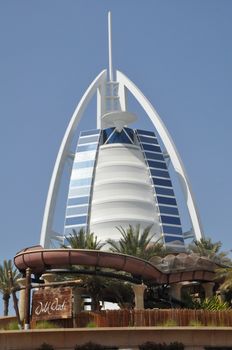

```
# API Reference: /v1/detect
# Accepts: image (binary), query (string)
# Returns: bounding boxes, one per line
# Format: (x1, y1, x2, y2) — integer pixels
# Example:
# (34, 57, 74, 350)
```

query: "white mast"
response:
(108, 11, 114, 82)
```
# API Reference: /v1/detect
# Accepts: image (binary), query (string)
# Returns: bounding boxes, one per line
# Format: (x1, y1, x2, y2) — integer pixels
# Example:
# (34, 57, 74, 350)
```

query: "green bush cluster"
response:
(74, 342, 117, 350)
(139, 342, 184, 350)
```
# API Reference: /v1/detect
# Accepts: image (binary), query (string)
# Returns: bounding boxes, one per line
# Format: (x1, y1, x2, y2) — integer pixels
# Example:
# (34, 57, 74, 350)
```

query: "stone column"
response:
(17, 277, 26, 322)
(202, 282, 215, 298)
(169, 283, 183, 301)
(132, 284, 147, 309)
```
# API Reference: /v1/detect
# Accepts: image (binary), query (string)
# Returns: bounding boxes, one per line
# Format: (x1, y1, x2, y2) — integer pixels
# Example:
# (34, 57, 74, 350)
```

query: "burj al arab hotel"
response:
(40, 13, 203, 251)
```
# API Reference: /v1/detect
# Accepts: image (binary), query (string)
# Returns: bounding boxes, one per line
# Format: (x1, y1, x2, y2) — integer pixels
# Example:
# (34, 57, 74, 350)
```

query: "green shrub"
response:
(74, 342, 109, 350)
(86, 321, 97, 328)
(188, 320, 203, 327)
(4, 320, 20, 330)
(36, 343, 54, 350)
(35, 321, 60, 329)
(158, 319, 178, 327)
(139, 342, 184, 350)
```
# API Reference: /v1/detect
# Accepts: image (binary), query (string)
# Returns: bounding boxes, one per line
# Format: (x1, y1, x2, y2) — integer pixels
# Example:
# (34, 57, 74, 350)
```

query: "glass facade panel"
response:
(66, 205, 88, 216)
(67, 196, 89, 206)
(136, 129, 156, 137)
(144, 152, 164, 161)
(155, 187, 175, 196)
(73, 160, 95, 169)
(124, 128, 135, 141)
(164, 235, 184, 244)
(148, 160, 167, 169)
(78, 135, 99, 144)
(103, 128, 133, 144)
(65, 215, 87, 226)
(70, 178, 92, 188)
(150, 169, 170, 178)
(163, 225, 182, 234)
(159, 205, 179, 215)
(142, 144, 161, 153)
(152, 178, 172, 187)
(161, 215, 181, 225)
(69, 186, 91, 197)
(139, 136, 158, 144)
(76, 144, 98, 153)
(157, 196, 177, 205)
(80, 129, 100, 137)
(64, 225, 85, 235)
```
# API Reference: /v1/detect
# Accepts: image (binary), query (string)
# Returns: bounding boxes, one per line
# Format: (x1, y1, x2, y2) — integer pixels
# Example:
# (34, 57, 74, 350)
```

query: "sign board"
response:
(31, 287, 72, 320)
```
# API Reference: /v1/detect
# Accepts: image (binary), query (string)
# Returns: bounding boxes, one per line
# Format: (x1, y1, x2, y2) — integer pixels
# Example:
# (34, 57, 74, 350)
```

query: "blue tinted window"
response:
(153, 178, 172, 187)
(80, 130, 100, 137)
(103, 128, 133, 144)
(142, 144, 161, 153)
(164, 235, 184, 244)
(136, 129, 156, 137)
(161, 215, 181, 225)
(148, 160, 167, 169)
(155, 187, 174, 196)
(145, 152, 164, 161)
(139, 136, 158, 145)
(163, 225, 182, 234)
(65, 215, 87, 226)
(69, 186, 91, 197)
(66, 205, 88, 216)
(68, 196, 89, 206)
(77, 144, 97, 153)
(78, 135, 99, 144)
(124, 128, 134, 141)
(70, 178, 92, 187)
(64, 225, 86, 235)
(73, 160, 95, 169)
(159, 206, 179, 215)
(150, 169, 170, 178)
(157, 196, 177, 205)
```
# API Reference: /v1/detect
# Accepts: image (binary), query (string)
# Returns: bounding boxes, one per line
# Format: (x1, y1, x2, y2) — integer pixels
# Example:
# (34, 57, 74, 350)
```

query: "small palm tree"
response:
(107, 224, 165, 260)
(188, 238, 231, 265)
(0, 260, 20, 316)
(62, 228, 105, 250)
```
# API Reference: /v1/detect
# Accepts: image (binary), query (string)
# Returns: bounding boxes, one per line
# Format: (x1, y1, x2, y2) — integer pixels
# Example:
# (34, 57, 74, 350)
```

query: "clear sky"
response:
(0, 0, 232, 315)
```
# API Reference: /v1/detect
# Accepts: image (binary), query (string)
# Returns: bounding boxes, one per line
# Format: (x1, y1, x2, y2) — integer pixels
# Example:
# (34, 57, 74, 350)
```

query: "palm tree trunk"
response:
(3, 294, 10, 316)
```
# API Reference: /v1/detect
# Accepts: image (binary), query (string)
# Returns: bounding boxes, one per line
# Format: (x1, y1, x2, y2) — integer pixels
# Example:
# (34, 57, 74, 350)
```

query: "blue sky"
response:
(0, 0, 232, 315)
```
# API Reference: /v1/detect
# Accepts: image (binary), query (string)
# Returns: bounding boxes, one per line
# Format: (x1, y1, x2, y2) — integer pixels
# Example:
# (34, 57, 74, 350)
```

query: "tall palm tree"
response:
(188, 238, 231, 265)
(0, 260, 20, 316)
(107, 224, 165, 260)
(61, 228, 105, 250)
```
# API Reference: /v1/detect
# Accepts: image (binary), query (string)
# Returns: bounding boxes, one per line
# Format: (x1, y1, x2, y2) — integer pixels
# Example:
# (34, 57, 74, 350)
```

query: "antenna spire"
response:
(108, 11, 114, 81)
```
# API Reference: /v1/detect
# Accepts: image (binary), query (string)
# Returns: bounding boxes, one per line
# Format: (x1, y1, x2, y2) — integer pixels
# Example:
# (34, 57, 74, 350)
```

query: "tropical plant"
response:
(188, 238, 231, 265)
(107, 224, 165, 260)
(216, 267, 232, 291)
(0, 259, 21, 316)
(61, 228, 105, 250)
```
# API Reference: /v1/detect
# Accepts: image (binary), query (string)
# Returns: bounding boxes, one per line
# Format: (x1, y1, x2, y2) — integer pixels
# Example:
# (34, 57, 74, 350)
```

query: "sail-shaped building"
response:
(40, 13, 203, 251)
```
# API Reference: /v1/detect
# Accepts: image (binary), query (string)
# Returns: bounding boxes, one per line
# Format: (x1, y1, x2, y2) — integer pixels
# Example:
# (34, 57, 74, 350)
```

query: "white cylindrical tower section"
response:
(89, 143, 161, 241)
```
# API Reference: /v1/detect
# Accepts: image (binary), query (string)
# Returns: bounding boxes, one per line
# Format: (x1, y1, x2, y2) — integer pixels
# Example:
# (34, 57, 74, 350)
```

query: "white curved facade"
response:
(89, 143, 160, 241)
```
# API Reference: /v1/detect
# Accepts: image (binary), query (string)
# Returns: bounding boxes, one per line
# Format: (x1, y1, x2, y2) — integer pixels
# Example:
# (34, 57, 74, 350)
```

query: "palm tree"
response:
(0, 260, 20, 316)
(107, 224, 165, 260)
(188, 238, 231, 265)
(61, 228, 105, 250)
